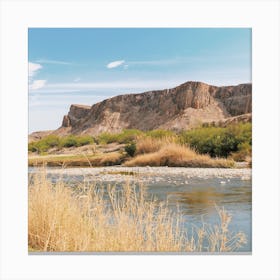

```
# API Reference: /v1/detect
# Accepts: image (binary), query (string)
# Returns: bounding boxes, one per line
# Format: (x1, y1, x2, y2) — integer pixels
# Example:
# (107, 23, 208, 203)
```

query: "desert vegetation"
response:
(179, 123, 252, 159)
(28, 171, 247, 252)
(125, 143, 234, 168)
(28, 123, 252, 167)
(28, 134, 94, 153)
(28, 152, 124, 167)
(97, 129, 143, 144)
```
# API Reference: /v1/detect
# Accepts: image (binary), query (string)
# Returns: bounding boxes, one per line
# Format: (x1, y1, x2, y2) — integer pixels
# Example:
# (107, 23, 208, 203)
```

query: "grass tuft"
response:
(125, 143, 234, 168)
(28, 171, 246, 252)
(135, 136, 176, 155)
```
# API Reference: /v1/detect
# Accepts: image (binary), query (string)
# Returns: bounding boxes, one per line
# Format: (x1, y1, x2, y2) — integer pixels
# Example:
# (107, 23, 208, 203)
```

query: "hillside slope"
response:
(56, 81, 251, 135)
(29, 81, 252, 140)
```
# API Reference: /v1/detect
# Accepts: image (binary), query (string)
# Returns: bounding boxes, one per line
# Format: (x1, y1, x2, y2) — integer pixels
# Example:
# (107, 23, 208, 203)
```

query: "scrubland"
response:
(28, 123, 251, 168)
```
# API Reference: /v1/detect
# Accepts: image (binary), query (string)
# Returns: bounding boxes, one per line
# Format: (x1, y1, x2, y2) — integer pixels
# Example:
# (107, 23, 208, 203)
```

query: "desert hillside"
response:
(29, 81, 252, 140)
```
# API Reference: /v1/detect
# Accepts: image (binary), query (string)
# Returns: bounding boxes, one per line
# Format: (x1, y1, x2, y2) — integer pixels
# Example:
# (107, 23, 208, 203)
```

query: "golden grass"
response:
(125, 143, 234, 168)
(135, 136, 176, 155)
(28, 171, 246, 252)
(29, 136, 234, 168)
(28, 152, 124, 167)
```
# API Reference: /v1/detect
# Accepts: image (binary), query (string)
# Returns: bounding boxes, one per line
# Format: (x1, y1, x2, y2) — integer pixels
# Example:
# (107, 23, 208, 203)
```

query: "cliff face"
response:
(62, 104, 91, 127)
(56, 81, 252, 135)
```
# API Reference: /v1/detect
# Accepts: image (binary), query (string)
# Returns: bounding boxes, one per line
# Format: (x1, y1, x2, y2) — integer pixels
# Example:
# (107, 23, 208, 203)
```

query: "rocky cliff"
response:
(56, 81, 252, 135)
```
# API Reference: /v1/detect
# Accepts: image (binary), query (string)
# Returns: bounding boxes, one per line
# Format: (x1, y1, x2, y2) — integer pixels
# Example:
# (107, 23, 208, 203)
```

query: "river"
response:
(29, 166, 252, 252)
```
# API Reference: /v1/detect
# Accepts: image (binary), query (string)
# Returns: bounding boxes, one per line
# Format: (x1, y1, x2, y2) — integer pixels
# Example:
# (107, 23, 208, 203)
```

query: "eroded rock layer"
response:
(56, 81, 252, 135)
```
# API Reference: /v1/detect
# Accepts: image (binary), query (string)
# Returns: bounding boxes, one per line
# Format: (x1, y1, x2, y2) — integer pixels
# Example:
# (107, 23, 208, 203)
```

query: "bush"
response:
(145, 129, 175, 139)
(116, 129, 143, 144)
(28, 135, 60, 153)
(97, 129, 143, 144)
(60, 136, 78, 148)
(230, 142, 252, 162)
(135, 136, 175, 155)
(96, 129, 176, 145)
(179, 123, 252, 158)
(125, 142, 136, 157)
(125, 143, 235, 168)
(29, 134, 95, 153)
(44, 135, 60, 147)
(28, 142, 39, 153)
(76, 135, 94, 146)
(97, 132, 119, 145)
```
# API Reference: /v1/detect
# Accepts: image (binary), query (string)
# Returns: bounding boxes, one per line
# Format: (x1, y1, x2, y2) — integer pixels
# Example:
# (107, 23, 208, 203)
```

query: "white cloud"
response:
(43, 79, 183, 92)
(35, 59, 72, 65)
(29, 80, 47, 90)
(29, 62, 42, 77)
(107, 60, 125, 69)
(28, 61, 47, 91)
(33, 78, 247, 93)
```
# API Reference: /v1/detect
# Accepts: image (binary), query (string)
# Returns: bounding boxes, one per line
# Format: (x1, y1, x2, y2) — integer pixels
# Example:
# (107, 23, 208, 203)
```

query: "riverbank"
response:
(28, 152, 124, 167)
(29, 166, 252, 183)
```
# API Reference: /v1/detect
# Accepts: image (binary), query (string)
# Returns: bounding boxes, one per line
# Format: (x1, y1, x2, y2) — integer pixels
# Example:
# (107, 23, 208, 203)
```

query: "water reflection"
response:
(146, 179, 251, 215)
(165, 185, 252, 216)
(145, 177, 252, 251)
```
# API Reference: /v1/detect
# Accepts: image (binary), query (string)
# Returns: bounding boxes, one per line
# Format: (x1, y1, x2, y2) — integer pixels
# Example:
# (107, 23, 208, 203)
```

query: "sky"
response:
(28, 28, 251, 132)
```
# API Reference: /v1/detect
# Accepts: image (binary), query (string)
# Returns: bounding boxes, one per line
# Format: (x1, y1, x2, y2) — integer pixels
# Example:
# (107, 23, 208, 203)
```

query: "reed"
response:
(28, 171, 246, 252)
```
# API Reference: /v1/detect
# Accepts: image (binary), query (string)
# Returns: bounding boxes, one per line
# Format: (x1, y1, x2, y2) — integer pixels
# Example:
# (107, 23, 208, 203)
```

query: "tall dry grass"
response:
(29, 152, 124, 167)
(135, 136, 177, 155)
(28, 171, 246, 252)
(125, 143, 234, 168)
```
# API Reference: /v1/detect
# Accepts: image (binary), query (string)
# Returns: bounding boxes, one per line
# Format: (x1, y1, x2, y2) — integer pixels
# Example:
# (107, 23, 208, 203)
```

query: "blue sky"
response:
(29, 28, 251, 132)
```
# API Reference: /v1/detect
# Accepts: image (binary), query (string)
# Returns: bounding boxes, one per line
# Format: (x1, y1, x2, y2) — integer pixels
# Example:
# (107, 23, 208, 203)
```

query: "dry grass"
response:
(28, 152, 124, 167)
(135, 136, 176, 155)
(29, 136, 234, 168)
(28, 171, 246, 252)
(125, 143, 234, 168)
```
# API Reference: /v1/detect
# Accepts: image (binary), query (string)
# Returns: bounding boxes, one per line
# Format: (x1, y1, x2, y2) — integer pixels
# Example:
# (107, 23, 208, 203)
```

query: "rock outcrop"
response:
(62, 104, 91, 127)
(55, 81, 251, 135)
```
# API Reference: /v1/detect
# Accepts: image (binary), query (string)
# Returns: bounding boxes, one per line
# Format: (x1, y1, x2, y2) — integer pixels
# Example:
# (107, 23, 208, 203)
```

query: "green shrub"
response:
(179, 123, 252, 158)
(28, 135, 60, 153)
(28, 142, 38, 152)
(97, 132, 119, 145)
(97, 129, 143, 144)
(76, 135, 94, 146)
(145, 129, 175, 139)
(230, 142, 252, 162)
(116, 129, 143, 143)
(125, 142, 136, 157)
(96, 129, 176, 145)
(60, 136, 78, 148)
(44, 135, 60, 147)
(29, 134, 95, 153)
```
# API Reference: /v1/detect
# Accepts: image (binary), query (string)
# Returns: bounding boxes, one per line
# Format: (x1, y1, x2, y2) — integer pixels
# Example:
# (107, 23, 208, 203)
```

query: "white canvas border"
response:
(0, 0, 279, 279)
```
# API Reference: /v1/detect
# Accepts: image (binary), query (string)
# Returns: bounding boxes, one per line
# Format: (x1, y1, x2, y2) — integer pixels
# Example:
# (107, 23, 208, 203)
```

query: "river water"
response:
(29, 166, 252, 252)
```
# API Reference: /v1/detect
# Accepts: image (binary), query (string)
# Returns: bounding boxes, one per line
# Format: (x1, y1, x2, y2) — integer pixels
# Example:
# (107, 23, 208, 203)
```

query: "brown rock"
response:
(53, 81, 252, 136)
(62, 115, 71, 127)
(62, 104, 91, 127)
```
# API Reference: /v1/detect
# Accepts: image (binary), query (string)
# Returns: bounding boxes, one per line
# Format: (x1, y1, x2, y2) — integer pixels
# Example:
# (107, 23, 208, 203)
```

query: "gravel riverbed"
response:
(30, 166, 252, 183)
